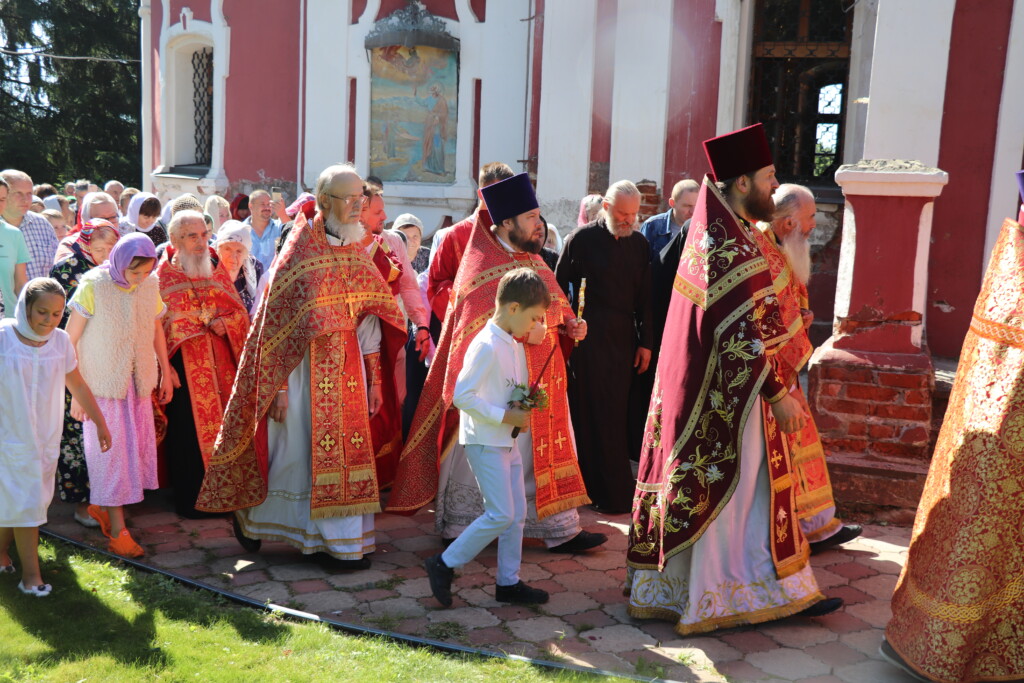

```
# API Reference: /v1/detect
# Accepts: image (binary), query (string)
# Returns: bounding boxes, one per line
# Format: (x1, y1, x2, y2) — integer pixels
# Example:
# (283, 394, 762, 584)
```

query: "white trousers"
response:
(441, 442, 526, 586)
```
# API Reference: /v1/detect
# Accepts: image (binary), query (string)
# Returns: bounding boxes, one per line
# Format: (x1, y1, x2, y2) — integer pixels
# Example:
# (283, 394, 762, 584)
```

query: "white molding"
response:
(535, 1, 597, 218)
(835, 167, 949, 198)
(715, 0, 754, 135)
(139, 1, 153, 192)
(608, 0, 672, 185)
(912, 200, 933, 347)
(861, 0, 955, 167)
(153, 2, 230, 194)
(302, 0, 351, 186)
(843, 0, 877, 164)
(983, 0, 1024, 271)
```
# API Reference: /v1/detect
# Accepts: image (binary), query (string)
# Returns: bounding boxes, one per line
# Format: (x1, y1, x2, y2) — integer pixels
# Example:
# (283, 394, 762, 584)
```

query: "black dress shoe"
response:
(425, 554, 454, 607)
(810, 524, 863, 555)
(232, 514, 262, 553)
(548, 530, 608, 553)
(797, 596, 843, 617)
(332, 557, 371, 571)
(495, 580, 549, 605)
(879, 637, 932, 682)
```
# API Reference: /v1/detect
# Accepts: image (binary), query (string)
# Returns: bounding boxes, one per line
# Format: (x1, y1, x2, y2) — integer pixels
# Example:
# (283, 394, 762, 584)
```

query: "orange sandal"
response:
(108, 528, 144, 558)
(87, 505, 112, 538)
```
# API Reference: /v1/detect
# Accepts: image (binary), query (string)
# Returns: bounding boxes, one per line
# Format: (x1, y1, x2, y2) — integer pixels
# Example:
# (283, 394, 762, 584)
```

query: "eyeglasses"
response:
(95, 214, 119, 223)
(327, 193, 365, 205)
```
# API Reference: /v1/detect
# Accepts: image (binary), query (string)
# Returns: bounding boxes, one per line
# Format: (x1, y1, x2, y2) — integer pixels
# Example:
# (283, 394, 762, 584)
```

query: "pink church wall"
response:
(168, 0, 211, 24)
(221, 0, 301, 188)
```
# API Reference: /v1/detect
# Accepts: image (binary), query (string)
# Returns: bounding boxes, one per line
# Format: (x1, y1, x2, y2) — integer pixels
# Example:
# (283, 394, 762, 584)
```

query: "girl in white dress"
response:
(0, 278, 110, 597)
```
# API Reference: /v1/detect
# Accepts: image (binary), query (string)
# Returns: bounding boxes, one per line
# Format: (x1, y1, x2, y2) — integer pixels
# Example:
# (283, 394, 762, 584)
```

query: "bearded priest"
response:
(195, 164, 406, 569)
(626, 124, 842, 636)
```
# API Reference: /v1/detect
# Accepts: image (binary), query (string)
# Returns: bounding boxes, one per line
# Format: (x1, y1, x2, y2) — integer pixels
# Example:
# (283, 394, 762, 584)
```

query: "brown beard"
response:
(744, 183, 775, 223)
(507, 216, 544, 254)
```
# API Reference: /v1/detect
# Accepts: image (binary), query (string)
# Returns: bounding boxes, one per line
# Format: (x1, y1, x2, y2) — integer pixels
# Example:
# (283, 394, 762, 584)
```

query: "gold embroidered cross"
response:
(770, 449, 783, 468)
(537, 439, 549, 457)
(347, 376, 359, 391)
(554, 432, 567, 449)
(554, 375, 564, 388)
(317, 377, 335, 394)
(350, 432, 365, 448)
(319, 433, 336, 452)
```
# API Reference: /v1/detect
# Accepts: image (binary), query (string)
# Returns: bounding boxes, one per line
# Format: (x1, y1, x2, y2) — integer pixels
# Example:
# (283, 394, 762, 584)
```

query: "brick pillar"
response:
(807, 160, 948, 512)
(636, 179, 662, 223)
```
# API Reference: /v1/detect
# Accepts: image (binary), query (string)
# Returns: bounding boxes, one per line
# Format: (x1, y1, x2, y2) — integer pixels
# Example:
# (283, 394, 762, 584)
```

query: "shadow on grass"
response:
(1, 540, 166, 669)
(1, 537, 292, 672)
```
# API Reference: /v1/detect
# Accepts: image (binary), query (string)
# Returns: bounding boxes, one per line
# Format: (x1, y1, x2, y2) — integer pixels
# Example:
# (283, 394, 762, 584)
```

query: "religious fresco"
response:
(369, 44, 458, 184)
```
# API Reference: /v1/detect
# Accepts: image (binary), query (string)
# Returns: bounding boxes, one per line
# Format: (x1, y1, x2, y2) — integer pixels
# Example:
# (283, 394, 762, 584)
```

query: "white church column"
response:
(302, 0, 353, 188)
(607, 0, 673, 186)
(535, 1, 597, 225)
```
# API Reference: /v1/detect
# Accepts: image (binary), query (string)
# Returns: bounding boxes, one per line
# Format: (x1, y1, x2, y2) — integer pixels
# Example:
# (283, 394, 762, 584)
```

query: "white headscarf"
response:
(126, 192, 159, 232)
(216, 220, 258, 298)
(42, 195, 62, 212)
(0, 277, 64, 342)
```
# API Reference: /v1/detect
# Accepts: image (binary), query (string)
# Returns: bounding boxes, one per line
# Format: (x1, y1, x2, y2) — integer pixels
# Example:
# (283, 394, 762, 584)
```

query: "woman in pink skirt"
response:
(66, 234, 173, 557)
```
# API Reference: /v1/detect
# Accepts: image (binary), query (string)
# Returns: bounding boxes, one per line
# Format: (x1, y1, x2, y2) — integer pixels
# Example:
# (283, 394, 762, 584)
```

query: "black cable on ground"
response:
(41, 528, 660, 682)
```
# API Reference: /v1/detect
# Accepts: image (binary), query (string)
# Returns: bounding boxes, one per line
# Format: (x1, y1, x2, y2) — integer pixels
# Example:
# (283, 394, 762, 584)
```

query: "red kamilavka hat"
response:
(703, 123, 774, 182)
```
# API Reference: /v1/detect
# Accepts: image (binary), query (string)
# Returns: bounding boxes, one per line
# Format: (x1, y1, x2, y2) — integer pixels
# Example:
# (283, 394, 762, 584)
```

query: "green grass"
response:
(0, 539, 620, 683)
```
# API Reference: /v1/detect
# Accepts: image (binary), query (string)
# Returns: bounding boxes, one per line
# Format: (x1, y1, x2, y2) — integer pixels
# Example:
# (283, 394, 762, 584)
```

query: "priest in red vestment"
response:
(426, 162, 514, 321)
(196, 164, 406, 569)
(881, 173, 1024, 683)
(389, 173, 605, 553)
(626, 124, 842, 636)
(159, 210, 249, 518)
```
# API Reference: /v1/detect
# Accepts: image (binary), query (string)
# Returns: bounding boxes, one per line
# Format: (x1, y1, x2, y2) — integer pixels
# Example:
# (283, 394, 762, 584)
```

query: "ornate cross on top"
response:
(319, 433, 336, 452)
(318, 377, 335, 394)
(350, 432, 365, 448)
(347, 376, 359, 391)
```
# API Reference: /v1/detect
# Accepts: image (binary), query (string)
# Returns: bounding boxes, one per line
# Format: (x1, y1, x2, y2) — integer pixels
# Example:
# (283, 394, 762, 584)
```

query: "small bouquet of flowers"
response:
(507, 380, 549, 438)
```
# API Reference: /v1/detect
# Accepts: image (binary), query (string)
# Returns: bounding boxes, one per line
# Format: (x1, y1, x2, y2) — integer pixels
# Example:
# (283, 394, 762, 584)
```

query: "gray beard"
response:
(179, 249, 213, 279)
(325, 214, 366, 245)
(599, 209, 638, 238)
(780, 230, 812, 286)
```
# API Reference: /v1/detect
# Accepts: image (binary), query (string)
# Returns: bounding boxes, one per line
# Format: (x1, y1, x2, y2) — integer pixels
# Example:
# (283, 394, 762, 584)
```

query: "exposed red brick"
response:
(877, 372, 929, 389)
(847, 422, 868, 437)
(873, 404, 929, 421)
(904, 389, 930, 405)
(899, 426, 929, 444)
(819, 398, 872, 415)
(822, 366, 875, 383)
(823, 437, 869, 452)
(867, 423, 895, 439)
(845, 385, 898, 402)
(870, 441, 914, 457)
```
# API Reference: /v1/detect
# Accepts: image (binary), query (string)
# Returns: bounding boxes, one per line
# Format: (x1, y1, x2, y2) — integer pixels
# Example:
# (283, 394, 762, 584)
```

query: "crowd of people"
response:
(2, 125, 1021, 681)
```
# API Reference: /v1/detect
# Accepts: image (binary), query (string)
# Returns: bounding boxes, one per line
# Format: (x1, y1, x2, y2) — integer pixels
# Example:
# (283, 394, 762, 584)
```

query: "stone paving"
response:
(45, 492, 921, 683)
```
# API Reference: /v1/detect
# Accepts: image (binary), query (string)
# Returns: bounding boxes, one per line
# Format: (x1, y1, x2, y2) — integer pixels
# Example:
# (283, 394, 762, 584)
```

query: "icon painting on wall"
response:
(370, 45, 458, 184)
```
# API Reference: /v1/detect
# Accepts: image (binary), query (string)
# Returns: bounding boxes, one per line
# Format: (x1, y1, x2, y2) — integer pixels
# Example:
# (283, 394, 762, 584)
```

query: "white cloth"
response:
(436, 435, 580, 545)
(239, 315, 380, 559)
(441, 442, 527, 586)
(627, 402, 823, 634)
(453, 320, 526, 448)
(0, 326, 77, 526)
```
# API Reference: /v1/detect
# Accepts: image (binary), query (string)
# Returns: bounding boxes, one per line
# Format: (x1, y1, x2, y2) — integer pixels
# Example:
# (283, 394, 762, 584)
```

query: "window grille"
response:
(747, 0, 852, 186)
(192, 47, 214, 166)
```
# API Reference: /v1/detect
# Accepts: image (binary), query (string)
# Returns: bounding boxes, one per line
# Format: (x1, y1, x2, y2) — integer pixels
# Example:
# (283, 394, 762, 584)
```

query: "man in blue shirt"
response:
(639, 178, 699, 259)
(244, 189, 284, 271)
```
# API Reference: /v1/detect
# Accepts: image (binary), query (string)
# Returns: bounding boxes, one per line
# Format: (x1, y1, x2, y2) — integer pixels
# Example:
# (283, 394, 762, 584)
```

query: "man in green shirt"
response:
(0, 178, 30, 317)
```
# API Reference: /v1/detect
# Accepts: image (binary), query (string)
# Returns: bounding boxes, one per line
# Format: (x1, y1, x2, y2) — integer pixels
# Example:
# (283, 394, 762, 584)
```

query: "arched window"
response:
(747, 0, 853, 186)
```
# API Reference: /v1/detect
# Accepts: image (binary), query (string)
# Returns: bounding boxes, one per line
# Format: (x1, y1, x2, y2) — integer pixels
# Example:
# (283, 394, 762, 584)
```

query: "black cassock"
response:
(626, 220, 691, 464)
(555, 220, 652, 513)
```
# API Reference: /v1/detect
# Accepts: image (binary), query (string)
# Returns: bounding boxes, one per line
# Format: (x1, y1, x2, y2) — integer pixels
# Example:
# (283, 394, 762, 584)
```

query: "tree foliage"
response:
(0, 0, 140, 187)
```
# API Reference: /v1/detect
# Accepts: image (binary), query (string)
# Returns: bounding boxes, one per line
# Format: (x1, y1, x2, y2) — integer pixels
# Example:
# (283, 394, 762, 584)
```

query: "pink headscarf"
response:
(577, 194, 603, 227)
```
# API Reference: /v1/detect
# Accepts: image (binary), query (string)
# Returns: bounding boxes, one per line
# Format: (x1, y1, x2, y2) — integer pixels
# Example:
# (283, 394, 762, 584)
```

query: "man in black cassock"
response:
(555, 181, 653, 513)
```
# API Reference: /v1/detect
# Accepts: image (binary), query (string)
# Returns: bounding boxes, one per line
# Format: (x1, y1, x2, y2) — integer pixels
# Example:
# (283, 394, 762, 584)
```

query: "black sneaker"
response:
(796, 596, 843, 617)
(810, 524, 863, 555)
(495, 581, 549, 605)
(425, 554, 454, 607)
(548, 530, 608, 553)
